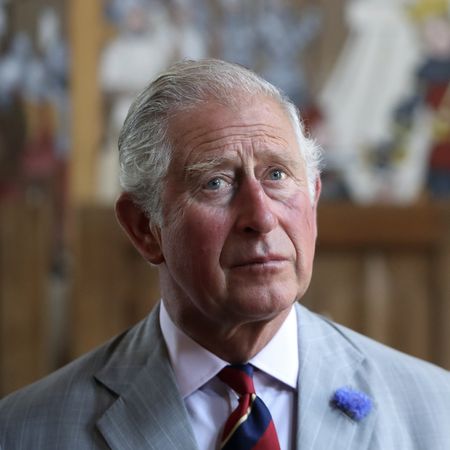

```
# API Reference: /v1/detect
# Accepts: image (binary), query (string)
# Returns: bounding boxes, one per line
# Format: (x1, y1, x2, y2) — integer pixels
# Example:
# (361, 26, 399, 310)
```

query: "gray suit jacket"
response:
(1, 303, 449, 449)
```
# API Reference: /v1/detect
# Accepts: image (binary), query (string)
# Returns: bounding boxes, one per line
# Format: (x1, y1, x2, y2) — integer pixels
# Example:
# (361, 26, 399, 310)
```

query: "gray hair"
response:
(118, 58, 322, 225)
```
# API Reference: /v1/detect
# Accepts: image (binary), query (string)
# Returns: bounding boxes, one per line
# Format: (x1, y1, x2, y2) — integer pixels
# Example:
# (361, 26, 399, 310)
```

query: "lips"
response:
(231, 255, 288, 268)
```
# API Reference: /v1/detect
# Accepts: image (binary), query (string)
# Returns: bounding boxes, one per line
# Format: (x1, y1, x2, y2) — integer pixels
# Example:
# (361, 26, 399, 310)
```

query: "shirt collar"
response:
(160, 300, 299, 398)
(249, 305, 298, 389)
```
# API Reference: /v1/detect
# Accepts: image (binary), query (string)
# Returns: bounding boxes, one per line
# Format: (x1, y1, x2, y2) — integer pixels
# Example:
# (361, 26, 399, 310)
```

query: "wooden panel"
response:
(70, 206, 160, 358)
(0, 201, 51, 395)
(434, 206, 450, 369)
(386, 252, 431, 360)
(361, 252, 391, 344)
(305, 202, 450, 368)
(303, 252, 365, 333)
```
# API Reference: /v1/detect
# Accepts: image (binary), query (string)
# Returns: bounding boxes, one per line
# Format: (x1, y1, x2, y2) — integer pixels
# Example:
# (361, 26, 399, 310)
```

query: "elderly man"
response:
(1, 59, 449, 449)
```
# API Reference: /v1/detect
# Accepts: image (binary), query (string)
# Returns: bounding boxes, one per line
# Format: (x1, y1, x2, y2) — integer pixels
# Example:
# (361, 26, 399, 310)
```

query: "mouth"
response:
(231, 255, 289, 269)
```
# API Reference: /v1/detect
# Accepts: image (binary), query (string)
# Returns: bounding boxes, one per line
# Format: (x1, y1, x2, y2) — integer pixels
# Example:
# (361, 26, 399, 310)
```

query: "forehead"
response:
(167, 95, 300, 168)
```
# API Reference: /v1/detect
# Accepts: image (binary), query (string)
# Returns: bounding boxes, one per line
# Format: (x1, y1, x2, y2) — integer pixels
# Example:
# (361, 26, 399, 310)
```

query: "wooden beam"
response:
(317, 201, 445, 249)
(68, 0, 104, 205)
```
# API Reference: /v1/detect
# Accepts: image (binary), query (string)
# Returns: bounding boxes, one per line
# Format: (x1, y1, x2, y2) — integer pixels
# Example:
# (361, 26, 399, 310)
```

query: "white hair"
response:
(118, 58, 322, 224)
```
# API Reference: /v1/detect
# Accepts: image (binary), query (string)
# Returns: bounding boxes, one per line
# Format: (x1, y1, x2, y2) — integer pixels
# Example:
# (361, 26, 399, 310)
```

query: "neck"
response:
(166, 303, 292, 363)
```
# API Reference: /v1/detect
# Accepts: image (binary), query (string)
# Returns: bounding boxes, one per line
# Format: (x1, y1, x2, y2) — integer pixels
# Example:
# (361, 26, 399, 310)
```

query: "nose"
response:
(234, 178, 278, 234)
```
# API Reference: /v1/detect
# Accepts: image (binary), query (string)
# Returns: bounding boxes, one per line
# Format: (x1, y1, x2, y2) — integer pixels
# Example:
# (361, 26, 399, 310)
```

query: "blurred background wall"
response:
(1, 0, 449, 396)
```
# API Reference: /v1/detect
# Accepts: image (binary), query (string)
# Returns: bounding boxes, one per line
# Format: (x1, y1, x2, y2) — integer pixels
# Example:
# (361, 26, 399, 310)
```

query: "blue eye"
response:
(269, 169, 285, 181)
(205, 177, 224, 190)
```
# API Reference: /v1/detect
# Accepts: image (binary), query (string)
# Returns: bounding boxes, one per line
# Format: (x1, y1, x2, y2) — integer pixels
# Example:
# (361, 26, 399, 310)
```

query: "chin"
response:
(227, 288, 296, 322)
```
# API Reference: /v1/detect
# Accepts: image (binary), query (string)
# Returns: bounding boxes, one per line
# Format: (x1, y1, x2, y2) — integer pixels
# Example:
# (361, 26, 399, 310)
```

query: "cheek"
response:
(283, 194, 317, 264)
(166, 204, 230, 263)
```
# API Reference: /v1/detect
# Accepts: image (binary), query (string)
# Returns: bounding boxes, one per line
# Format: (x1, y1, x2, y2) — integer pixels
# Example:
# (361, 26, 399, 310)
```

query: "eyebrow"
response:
(185, 149, 303, 177)
(185, 156, 233, 176)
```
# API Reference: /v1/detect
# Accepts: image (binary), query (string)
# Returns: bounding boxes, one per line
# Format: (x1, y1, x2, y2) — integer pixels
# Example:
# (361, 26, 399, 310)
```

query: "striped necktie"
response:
(218, 364, 281, 450)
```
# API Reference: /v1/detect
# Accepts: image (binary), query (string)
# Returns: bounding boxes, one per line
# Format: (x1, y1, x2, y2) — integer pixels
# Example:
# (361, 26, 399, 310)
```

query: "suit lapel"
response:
(295, 304, 378, 449)
(94, 305, 198, 450)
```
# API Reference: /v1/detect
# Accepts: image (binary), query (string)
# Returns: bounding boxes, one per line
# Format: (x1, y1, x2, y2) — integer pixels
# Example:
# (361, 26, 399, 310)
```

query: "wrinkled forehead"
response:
(166, 95, 301, 169)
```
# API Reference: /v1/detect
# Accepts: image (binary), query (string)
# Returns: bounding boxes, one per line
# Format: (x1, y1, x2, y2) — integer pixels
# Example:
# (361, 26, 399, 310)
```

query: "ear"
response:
(115, 192, 164, 265)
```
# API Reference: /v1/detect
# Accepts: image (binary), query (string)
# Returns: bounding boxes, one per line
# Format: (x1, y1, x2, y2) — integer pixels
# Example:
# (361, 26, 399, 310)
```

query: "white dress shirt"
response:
(160, 301, 299, 450)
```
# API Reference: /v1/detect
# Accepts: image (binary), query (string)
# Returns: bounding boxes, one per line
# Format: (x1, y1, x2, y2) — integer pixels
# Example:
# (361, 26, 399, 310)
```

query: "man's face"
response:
(158, 95, 319, 329)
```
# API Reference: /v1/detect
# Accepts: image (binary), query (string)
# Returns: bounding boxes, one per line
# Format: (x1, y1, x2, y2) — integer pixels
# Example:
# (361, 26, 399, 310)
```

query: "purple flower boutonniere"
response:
(331, 387, 373, 421)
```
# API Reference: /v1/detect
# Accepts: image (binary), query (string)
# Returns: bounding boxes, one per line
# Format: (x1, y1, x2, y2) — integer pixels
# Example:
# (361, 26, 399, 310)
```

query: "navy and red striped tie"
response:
(218, 364, 281, 450)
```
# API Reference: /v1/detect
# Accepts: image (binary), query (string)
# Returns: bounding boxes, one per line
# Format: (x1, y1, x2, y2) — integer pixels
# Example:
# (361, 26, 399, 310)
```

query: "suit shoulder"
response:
(1, 337, 114, 414)
(0, 310, 159, 416)
(0, 309, 163, 450)
(298, 304, 450, 383)
(0, 331, 126, 447)
(330, 319, 450, 388)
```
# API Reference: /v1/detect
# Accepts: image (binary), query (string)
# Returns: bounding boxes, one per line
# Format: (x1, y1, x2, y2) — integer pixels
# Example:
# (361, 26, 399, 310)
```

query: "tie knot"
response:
(218, 363, 255, 395)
